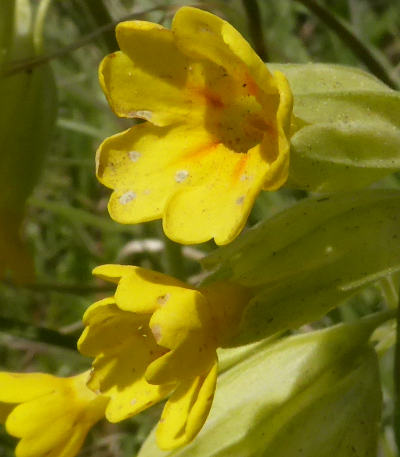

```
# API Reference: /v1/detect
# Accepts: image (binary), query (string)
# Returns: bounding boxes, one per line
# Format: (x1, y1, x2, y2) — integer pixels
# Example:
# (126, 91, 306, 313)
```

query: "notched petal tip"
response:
(156, 359, 218, 450)
(92, 264, 137, 283)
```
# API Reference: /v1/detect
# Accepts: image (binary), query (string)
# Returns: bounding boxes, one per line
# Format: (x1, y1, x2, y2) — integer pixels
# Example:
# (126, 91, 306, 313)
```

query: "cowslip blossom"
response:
(97, 6, 293, 245)
(78, 264, 251, 449)
(0, 370, 108, 457)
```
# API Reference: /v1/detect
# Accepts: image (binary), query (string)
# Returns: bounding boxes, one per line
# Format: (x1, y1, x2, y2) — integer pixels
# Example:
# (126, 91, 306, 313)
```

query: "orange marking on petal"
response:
(231, 154, 248, 182)
(188, 85, 224, 109)
(185, 141, 220, 161)
(243, 73, 259, 97)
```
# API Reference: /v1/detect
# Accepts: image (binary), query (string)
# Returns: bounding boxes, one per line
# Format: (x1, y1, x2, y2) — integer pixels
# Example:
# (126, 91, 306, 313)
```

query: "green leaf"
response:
(270, 63, 400, 192)
(138, 316, 384, 457)
(203, 190, 400, 344)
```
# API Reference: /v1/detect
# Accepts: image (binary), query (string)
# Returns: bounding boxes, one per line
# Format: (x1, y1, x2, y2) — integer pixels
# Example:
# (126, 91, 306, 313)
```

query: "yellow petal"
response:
(163, 138, 277, 245)
(45, 426, 90, 457)
(92, 264, 135, 283)
(14, 425, 71, 457)
(156, 359, 218, 450)
(114, 266, 190, 313)
(172, 7, 276, 102)
(0, 372, 56, 403)
(96, 122, 215, 224)
(78, 299, 144, 357)
(101, 20, 192, 127)
(2, 371, 105, 457)
(79, 302, 172, 422)
(145, 289, 216, 384)
(89, 333, 172, 423)
(97, 119, 282, 245)
(80, 297, 116, 328)
(262, 70, 293, 191)
(6, 392, 72, 438)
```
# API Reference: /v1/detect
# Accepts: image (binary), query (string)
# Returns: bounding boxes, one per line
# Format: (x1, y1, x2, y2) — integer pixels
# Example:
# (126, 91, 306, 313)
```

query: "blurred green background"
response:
(0, 0, 399, 455)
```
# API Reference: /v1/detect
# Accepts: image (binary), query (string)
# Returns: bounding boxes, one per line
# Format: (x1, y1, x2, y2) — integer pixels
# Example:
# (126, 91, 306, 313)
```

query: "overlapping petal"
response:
(78, 264, 251, 450)
(172, 7, 276, 104)
(0, 371, 107, 457)
(97, 6, 293, 245)
(78, 298, 172, 422)
(157, 359, 218, 450)
(100, 22, 191, 126)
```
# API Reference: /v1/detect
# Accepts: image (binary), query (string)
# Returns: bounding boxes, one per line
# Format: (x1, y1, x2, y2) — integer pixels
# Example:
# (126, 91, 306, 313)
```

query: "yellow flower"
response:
(78, 264, 251, 449)
(0, 370, 107, 457)
(96, 7, 293, 245)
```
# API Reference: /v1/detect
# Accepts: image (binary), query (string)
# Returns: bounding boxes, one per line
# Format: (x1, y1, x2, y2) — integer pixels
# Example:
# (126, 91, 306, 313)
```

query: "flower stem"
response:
(162, 233, 186, 281)
(2, 5, 169, 77)
(0, 316, 77, 350)
(293, 0, 400, 89)
(241, 0, 268, 61)
(33, 0, 53, 54)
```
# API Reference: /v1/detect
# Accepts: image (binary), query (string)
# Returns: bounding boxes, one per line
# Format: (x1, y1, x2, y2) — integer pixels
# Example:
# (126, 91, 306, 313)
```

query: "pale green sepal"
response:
(138, 316, 383, 457)
(203, 190, 400, 344)
(269, 63, 400, 192)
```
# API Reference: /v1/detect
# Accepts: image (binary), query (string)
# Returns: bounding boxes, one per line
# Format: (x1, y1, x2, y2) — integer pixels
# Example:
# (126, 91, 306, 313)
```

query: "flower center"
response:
(186, 63, 278, 153)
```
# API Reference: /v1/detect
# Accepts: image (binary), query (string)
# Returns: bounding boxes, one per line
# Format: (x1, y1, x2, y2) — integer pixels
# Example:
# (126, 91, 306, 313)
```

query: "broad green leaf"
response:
(203, 190, 400, 344)
(138, 316, 383, 457)
(269, 63, 400, 192)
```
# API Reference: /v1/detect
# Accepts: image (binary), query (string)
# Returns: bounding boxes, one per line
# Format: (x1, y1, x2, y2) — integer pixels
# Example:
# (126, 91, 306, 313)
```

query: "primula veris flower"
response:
(78, 264, 251, 449)
(0, 370, 107, 457)
(96, 7, 293, 245)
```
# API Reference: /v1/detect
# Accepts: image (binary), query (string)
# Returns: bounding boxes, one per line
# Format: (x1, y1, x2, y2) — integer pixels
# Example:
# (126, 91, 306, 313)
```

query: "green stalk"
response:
(162, 233, 186, 281)
(28, 197, 137, 234)
(2, 279, 113, 294)
(33, 0, 53, 54)
(293, 0, 400, 89)
(241, 0, 268, 61)
(0, 316, 77, 350)
(2, 5, 166, 77)
(77, 0, 118, 52)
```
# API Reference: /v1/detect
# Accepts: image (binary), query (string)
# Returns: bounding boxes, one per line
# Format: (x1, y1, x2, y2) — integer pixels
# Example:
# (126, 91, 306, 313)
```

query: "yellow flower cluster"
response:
(0, 6, 291, 456)
(97, 6, 292, 245)
(78, 265, 250, 449)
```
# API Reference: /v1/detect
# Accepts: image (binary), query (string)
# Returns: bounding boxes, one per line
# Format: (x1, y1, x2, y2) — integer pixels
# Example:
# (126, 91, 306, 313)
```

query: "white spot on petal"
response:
(143, 189, 151, 195)
(236, 196, 245, 205)
(128, 150, 141, 162)
(175, 170, 189, 183)
(130, 399, 137, 406)
(131, 110, 152, 121)
(240, 174, 254, 181)
(157, 293, 170, 306)
(119, 191, 136, 205)
(151, 324, 162, 343)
